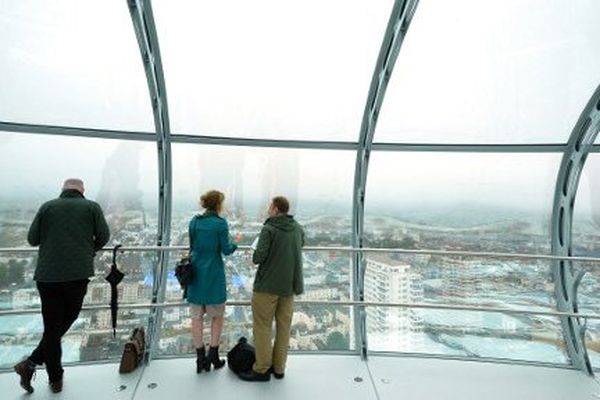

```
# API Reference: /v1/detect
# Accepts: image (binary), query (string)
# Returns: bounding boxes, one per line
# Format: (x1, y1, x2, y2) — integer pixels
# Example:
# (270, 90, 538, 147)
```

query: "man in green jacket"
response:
(240, 196, 304, 382)
(14, 179, 110, 394)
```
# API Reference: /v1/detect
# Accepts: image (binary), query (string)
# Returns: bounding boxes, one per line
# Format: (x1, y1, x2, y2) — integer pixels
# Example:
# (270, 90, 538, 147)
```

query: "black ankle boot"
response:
(196, 346, 209, 373)
(208, 346, 225, 370)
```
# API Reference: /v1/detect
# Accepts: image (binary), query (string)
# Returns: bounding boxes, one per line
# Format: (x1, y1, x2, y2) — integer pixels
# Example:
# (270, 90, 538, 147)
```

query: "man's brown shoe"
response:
(14, 359, 35, 394)
(49, 379, 63, 393)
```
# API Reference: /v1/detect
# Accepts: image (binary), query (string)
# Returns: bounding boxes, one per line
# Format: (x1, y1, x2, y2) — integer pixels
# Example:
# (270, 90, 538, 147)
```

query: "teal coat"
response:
(187, 212, 237, 305)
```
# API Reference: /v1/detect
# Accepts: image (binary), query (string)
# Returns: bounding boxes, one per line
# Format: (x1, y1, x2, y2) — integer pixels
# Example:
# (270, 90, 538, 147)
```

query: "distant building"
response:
(96, 310, 112, 329)
(365, 258, 424, 351)
(88, 283, 109, 304)
(300, 287, 339, 301)
(120, 283, 139, 304)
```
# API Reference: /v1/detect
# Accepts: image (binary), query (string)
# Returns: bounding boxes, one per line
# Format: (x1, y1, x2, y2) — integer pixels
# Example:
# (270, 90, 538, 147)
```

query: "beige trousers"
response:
(251, 291, 294, 374)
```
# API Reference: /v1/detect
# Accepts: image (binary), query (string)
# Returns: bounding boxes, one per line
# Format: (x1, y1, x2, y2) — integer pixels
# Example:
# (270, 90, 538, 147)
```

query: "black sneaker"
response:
(267, 367, 285, 380)
(14, 359, 36, 394)
(238, 369, 271, 382)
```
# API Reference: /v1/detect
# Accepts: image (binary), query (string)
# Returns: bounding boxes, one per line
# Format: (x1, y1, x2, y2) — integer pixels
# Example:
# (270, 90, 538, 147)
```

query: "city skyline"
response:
(1, 203, 599, 369)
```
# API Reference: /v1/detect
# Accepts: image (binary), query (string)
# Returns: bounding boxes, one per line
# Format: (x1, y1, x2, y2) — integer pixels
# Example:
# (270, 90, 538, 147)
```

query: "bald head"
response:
(62, 178, 85, 194)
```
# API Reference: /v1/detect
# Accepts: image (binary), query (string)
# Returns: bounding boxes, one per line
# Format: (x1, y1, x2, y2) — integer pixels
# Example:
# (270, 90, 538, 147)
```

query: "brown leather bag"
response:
(119, 327, 145, 373)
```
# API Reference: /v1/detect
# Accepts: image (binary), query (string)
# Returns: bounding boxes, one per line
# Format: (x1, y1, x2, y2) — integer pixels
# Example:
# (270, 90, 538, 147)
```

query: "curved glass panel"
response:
(171, 144, 353, 248)
(363, 152, 564, 362)
(0, 133, 157, 365)
(365, 152, 559, 253)
(368, 308, 566, 364)
(0, 133, 158, 310)
(0, 1, 154, 131)
(154, 0, 393, 141)
(0, 133, 158, 247)
(164, 145, 353, 354)
(365, 253, 564, 363)
(169, 144, 353, 297)
(0, 308, 150, 368)
(376, 0, 600, 144)
(572, 154, 600, 368)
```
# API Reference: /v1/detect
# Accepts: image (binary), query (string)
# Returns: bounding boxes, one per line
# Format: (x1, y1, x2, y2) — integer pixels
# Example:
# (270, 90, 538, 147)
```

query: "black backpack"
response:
(227, 337, 255, 374)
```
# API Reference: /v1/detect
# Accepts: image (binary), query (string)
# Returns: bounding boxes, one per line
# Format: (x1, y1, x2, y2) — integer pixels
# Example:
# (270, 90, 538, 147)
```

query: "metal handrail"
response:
(2, 299, 599, 320)
(1, 245, 599, 264)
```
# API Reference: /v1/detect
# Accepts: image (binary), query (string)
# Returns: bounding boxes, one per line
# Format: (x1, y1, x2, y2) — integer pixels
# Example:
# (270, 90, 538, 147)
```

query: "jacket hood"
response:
(265, 215, 297, 232)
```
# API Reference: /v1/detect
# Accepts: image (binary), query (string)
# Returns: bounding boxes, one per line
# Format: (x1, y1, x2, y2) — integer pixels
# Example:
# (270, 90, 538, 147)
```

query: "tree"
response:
(399, 236, 417, 249)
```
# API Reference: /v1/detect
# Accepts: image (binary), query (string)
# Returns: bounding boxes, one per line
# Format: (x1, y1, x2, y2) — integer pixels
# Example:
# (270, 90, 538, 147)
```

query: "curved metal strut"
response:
(351, 0, 420, 359)
(127, 0, 172, 361)
(551, 84, 600, 375)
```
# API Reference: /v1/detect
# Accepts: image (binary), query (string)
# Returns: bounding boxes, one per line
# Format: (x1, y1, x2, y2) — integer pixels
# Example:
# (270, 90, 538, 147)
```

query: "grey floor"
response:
(1, 355, 599, 400)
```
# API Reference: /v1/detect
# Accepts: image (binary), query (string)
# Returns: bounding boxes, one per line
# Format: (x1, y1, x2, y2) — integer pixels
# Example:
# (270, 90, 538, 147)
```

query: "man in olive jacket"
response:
(240, 196, 304, 382)
(14, 179, 110, 394)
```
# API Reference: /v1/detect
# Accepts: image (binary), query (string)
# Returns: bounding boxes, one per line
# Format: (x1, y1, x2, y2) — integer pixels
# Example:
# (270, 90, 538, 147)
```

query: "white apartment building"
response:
(365, 259, 424, 352)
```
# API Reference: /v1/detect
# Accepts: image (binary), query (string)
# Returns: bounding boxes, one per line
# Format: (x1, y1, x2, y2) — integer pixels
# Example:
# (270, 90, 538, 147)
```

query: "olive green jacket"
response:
(28, 189, 110, 282)
(252, 215, 305, 296)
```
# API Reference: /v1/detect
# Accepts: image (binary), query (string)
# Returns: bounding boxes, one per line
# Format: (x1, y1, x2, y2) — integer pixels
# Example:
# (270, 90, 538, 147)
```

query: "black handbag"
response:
(174, 256, 193, 299)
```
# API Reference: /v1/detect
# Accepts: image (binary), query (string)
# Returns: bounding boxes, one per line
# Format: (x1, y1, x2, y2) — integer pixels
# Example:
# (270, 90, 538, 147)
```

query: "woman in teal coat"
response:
(188, 190, 237, 373)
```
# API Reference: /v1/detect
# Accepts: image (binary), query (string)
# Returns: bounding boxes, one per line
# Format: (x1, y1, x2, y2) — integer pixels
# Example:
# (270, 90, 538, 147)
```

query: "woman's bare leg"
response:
(192, 316, 204, 349)
(210, 316, 224, 347)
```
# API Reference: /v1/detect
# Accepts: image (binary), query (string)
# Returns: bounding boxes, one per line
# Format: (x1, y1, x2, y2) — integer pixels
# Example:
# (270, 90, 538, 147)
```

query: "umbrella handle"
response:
(112, 244, 123, 266)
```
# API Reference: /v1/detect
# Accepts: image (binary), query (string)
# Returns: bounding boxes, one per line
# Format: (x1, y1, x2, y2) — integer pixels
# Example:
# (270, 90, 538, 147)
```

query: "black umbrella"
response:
(105, 244, 125, 338)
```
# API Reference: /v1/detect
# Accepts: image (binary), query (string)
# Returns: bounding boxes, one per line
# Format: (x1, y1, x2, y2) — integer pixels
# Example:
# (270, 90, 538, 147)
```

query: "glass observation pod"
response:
(1, 0, 600, 398)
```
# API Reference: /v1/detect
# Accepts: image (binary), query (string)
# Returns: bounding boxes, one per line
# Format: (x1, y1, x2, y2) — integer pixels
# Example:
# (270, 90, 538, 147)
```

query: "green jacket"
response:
(28, 189, 110, 282)
(252, 215, 305, 296)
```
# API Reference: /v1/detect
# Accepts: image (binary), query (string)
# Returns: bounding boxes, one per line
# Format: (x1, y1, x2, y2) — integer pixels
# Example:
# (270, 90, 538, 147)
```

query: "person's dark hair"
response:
(200, 190, 225, 212)
(271, 196, 290, 214)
